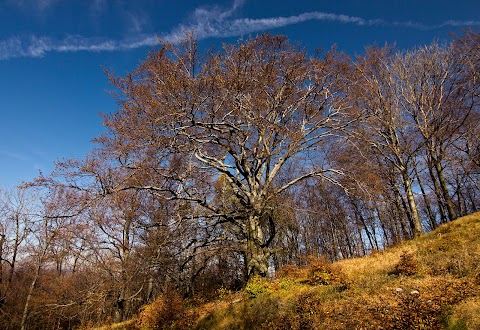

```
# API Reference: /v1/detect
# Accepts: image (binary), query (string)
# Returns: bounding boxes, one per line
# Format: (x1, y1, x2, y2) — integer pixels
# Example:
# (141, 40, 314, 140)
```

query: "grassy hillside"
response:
(105, 212, 480, 330)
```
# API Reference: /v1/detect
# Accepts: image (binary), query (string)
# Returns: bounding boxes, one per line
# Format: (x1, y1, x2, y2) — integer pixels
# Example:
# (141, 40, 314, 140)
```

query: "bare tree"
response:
(392, 44, 459, 222)
(20, 187, 76, 330)
(347, 47, 424, 237)
(0, 187, 38, 328)
(88, 34, 351, 277)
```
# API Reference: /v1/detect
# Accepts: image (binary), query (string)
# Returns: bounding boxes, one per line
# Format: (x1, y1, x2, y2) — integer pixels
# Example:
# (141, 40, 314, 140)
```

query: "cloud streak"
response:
(0, 35, 159, 60)
(1, 0, 479, 60)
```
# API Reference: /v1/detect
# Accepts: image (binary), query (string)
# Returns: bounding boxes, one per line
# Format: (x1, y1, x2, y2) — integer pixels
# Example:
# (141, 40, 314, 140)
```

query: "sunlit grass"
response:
(104, 212, 480, 329)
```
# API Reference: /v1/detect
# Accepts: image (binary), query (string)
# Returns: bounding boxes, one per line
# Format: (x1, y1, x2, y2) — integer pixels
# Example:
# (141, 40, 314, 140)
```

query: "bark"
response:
(434, 161, 458, 221)
(358, 212, 375, 251)
(391, 179, 411, 240)
(115, 218, 132, 323)
(146, 275, 155, 302)
(401, 170, 424, 237)
(245, 215, 269, 278)
(427, 160, 448, 223)
(414, 164, 437, 229)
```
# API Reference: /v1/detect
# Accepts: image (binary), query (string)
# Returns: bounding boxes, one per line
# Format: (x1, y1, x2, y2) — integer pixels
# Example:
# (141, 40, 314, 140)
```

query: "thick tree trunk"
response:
(245, 215, 269, 279)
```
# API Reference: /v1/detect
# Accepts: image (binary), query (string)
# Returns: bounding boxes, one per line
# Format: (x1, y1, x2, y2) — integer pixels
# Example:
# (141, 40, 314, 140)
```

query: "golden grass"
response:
(104, 211, 480, 330)
(449, 297, 480, 329)
(88, 319, 135, 330)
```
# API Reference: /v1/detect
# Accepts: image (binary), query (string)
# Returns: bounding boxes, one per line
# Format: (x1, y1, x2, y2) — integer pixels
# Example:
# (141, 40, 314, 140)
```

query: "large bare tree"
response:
(95, 34, 350, 277)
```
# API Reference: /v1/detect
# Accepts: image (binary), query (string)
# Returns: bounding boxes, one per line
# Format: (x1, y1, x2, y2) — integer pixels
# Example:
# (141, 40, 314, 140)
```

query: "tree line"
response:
(0, 31, 479, 329)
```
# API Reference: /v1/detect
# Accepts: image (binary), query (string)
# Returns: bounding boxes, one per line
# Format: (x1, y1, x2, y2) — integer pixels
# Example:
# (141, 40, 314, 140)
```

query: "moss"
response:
(245, 276, 273, 299)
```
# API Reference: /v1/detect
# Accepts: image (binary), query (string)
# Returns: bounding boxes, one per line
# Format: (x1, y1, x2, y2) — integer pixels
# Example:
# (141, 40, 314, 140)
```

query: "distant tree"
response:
(0, 187, 37, 328)
(19, 187, 78, 330)
(451, 31, 480, 214)
(391, 43, 464, 222)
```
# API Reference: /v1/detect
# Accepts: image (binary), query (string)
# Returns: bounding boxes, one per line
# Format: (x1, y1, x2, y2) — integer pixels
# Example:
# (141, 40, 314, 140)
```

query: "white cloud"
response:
(158, 3, 386, 41)
(123, 10, 152, 34)
(1, 0, 479, 60)
(0, 34, 161, 60)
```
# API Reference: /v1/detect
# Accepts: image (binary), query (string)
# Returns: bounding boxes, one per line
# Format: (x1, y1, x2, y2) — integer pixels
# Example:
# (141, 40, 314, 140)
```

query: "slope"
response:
(108, 212, 480, 330)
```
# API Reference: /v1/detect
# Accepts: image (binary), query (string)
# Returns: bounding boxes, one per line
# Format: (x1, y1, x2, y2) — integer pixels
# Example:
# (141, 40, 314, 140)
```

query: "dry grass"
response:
(86, 319, 135, 330)
(448, 297, 480, 329)
(106, 212, 480, 330)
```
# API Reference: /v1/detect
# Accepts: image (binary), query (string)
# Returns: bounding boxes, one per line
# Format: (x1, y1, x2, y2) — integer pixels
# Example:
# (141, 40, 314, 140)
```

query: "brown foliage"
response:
(304, 256, 349, 288)
(390, 251, 418, 276)
(136, 291, 193, 330)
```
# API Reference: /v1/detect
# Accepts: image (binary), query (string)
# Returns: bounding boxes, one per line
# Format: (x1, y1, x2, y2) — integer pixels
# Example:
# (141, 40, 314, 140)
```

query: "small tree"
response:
(20, 187, 77, 330)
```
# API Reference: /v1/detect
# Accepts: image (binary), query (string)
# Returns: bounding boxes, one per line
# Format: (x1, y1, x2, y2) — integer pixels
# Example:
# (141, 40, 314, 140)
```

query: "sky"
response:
(0, 0, 479, 189)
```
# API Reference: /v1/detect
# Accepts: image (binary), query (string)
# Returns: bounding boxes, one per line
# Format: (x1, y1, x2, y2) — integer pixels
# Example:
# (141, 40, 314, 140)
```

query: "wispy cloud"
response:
(164, 10, 384, 41)
(127, 13, 149, 34)
(6, 0, 60, 13)
(0, 35, 159, 60)
(1, 0, 479, 60)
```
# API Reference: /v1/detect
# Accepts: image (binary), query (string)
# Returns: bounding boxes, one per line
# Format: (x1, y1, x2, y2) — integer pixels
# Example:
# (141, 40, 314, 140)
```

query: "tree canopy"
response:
(94, 34, 353, 277)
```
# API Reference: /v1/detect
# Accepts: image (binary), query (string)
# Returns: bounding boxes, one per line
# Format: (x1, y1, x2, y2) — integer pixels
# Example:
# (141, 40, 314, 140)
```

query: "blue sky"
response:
(0, 0, 479, 188)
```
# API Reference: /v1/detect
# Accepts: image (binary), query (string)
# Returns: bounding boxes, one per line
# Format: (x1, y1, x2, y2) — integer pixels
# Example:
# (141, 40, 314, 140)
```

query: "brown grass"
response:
(106, 212, 480, 330)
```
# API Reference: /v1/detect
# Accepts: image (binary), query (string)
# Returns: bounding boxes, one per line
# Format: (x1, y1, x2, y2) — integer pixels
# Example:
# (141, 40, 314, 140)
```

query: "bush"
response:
(304, 256, 349, 289)
(390, 251, 418, 276)
(215, 287, 233, 300)
(276, 264, 305, 278)
(136, 291, 192, 330)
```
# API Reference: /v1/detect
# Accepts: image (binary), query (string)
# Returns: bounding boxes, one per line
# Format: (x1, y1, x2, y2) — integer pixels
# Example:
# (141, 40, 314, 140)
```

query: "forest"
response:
(0, 31, 479, 329)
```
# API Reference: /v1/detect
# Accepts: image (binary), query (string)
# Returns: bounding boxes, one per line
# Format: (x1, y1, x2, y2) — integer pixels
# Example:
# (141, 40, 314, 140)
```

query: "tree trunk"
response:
(427, 160, 448, 223)
(414, 164, 437, 229)
(391, 179, 411, 240)
(245, 215, 269, 279)
(434, 161, 458, 221)
(401, 171, 424, 237)
(20, 260, 42, 330)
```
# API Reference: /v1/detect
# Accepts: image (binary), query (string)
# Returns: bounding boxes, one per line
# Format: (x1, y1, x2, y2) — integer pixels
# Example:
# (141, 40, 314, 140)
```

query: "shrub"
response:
(245, 276, 273, 299)
(278, 277, 295, 290)
(215, 287, 233, 300)
(390, 251, 418, 276)
(136, 291, 191, 330)
(276, 264, 305, 278)
(304, 256, 349, 289)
